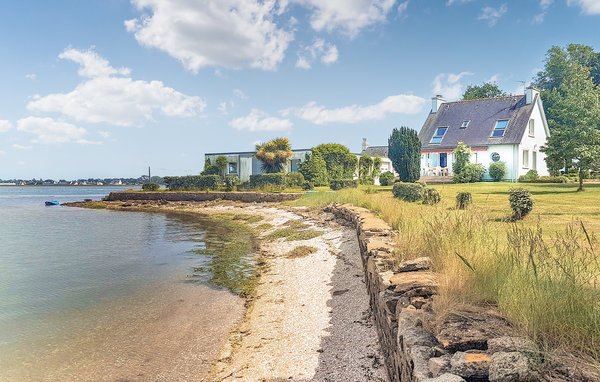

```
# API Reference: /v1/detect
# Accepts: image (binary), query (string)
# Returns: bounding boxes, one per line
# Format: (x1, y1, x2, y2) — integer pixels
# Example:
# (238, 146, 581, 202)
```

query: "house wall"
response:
(517, 99, 550, 177)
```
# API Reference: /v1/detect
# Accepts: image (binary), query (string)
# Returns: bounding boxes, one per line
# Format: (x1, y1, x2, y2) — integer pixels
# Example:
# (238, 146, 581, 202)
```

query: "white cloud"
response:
(25, 73, 37, 80)
(27, 48, 205, 127)
(296, 39, 338, 69)
(540, 0, 553, 10)
(432, 72, 474, 100)
(478, 4, 507, 26)
(292, 94, 426, 125)
(0, 120, 13, 133)
(567, 0, 600, 14)
(16, 117, 90, 144)
(447, 0, 474, 5)
(397, 1, 409, 17)
(218, 102, 228, 114)
(13, 144, 33, 150)
(125, 0, 293, 72)
(292, 0, 397, 38)
(233, 89, 248, 99)
(230, 109, 293, 131)
(98, 131, 111, 138)
(486, 74, 500, 84)
(532, 12, 546, 23)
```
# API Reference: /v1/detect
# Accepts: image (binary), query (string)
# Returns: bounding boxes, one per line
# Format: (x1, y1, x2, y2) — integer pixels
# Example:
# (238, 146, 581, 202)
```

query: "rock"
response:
(435, 305, 516, 351)
(422, 373, 467, 382)
(411, 345, 436, 380)
(367, 239, 394, 254)
(397, 257, 432, 272)
(429, 354, 452, 377)
(397, 310, 437, 349)
(487, 336, 539, 358)
(489, 352, 539, 382)
(411, 296, 429, 309)
(450, 352, 491, 380)
(389, 271, 438, 297)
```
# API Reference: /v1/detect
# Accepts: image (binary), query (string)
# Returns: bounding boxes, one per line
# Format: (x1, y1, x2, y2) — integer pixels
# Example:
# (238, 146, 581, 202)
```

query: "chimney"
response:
(362, 138, 368, 152)
(431, 95, 445, 113)
(525, 87, 538, 105)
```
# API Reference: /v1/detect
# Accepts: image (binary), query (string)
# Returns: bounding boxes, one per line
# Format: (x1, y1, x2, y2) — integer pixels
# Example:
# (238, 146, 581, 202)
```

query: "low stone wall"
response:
(104, 191, 303, 203)
(326, 203, 541, 382)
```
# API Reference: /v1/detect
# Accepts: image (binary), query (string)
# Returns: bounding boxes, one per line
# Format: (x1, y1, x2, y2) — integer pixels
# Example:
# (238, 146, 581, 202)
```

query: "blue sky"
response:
(0, 0, 599, 179)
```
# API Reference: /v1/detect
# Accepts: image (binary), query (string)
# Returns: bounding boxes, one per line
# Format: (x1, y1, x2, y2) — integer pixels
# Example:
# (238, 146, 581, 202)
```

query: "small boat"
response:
(45, 201, 60, 206)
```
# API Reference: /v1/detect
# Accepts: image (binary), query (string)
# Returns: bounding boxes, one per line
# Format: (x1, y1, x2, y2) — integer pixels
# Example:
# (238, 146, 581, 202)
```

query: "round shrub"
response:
(509, 187, 534, 220)
(422, 188, 441, 205)
(453, 163, 486, 183)
(142, 182, 160, 191)
(224, 175, 239, 191)
(456, 192, 472, 210)
(378, 171, 394, 186)
(392, 182, 425, 202)
(488, 162, 507, 182)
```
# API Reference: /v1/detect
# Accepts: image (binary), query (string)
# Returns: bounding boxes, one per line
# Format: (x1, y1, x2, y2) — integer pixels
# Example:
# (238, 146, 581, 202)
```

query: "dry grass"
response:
(285, 246, 318, 258)
(291, 184, 600, 362)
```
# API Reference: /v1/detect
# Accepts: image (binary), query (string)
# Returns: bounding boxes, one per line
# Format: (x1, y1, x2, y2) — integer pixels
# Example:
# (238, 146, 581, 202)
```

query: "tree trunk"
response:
(578, 169, 584, 192)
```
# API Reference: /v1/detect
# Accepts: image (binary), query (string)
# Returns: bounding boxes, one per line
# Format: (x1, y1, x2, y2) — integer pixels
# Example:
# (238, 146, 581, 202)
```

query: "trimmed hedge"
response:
(378, 171, 395, 186)
(330, 179, 358, 190)
(285, 172, 305, 188)
(453, 163, 486, 183)
(224, 175, 239, 191)
(509, 187, 534, 220)
(488, 162, 507, 182)
(142, 182, 160, 191)
(392, 182, 426, 202)
(249, 173, 286, 189)
(164, 175, 220, 191)
(519, 176, 568, 184)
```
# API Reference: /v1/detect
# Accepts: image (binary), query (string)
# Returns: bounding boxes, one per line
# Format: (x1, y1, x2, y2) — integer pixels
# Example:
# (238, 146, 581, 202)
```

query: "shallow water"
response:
(0, 186, 247, 381)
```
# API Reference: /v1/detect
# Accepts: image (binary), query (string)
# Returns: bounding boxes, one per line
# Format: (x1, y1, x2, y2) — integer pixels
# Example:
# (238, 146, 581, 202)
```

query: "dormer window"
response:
(430, 127, 448, 144)
(491, 119, 509, 137)
(461, 120, 470, 128)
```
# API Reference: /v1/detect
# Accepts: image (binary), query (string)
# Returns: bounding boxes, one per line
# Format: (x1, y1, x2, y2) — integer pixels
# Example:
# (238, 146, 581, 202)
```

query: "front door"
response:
(440, 153, 447, 168)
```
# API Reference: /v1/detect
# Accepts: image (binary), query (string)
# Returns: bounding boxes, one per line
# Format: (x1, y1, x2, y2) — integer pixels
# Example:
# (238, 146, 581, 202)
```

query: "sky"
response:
(0, 0, 599, 179)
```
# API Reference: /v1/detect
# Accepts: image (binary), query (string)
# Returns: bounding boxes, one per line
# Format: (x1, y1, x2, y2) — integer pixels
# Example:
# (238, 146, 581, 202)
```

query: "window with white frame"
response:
(461, 120, 470, 128)
(228, 162, 238, 174)
(529, 119, 535, 137)
(491, 119, 509, 137)
(522, 150, 529, 168)
(430, 127, 448, 144)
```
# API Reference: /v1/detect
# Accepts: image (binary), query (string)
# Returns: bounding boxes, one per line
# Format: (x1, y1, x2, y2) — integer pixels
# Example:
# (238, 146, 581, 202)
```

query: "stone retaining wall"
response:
(326, 203, 541, 382)
(104, 191, 303, 203)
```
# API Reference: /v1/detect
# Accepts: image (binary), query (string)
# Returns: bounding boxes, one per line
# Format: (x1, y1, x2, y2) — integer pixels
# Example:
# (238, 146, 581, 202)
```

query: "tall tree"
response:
(462, 82, 507, 100)
(215, 155, 228, 179)
(298, 151, 328, 186)
(312, 143, 358, 181)
(388, 127, 421, 183)
(541, 65, 600, 191)
(255, 138, 293, 173)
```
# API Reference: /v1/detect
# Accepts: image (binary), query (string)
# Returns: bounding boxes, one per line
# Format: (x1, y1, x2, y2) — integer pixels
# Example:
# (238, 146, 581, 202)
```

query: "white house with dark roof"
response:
(418, 88, 550, 181)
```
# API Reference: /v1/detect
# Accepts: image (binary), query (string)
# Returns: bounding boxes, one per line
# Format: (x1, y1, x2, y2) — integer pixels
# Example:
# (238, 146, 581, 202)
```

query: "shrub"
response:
(456, 192, 472, 210)
(518, 169, 540, 182)
(509, 187, 534, 220)
(359, 176, 375, 185)
(388, 127, 421, 182)
(164, 175, 220, 191)
(255, 138, 293, 173)
(302, 181, 314, 190)
(453, 163, 486, 183)
(142, 182, 160, 191)
(298, 151, 328, 186)
(224, 175, 239, 191)
(392, 181, 425, 202)
(519, 176, 568, 184)
(422, 188, 441, 205)
(215, 156, 228, 179)
(378, 171, 394, 186)
(285, 172, 305, 188)
(249, 173, 286, 189)
(330, 179, 358, 190)
(452, 142, 470, 176)
(312, 143, 358, 182)
(488, 162, 507, 181)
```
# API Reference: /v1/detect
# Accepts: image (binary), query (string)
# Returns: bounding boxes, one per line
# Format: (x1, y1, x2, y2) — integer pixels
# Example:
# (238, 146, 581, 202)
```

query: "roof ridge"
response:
(442, 94, 524, 105)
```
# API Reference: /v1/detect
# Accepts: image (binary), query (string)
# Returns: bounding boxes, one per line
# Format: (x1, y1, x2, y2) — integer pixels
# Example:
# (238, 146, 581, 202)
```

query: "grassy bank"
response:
(291, 183, 600, 362)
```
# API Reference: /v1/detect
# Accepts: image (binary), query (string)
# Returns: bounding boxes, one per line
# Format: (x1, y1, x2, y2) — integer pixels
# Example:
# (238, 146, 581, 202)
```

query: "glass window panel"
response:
(430, 137, 443, 143)
(495, 120, 509, 129)
(491, 129, 504, 137)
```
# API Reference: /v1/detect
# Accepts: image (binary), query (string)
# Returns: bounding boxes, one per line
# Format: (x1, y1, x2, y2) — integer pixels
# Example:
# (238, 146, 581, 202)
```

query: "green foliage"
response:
(372, 156, 382, 179)
(142, 182, 160, 191)
(518, 170, 540, 182)
(462, 82, 507, 100)
(249, 173, 286, 189)
(202, 158, 220, 175)
(164, 175, 220, 190)
(392, 181, 426, 202)
(519, 176, 568, 184)
(330, 179, 358, 190)
(452, 142, 471, 177)
(454, 163, 486, 183)
(224, 175, 239, 191)
(285, 172, 305, 188)
(509, 187, 534, 220)
(215, 156, 228, 179)
(378, 171, 395, 186)
(312, 143, 358, 181)
(255, 138, 293, 173)
(456, 192, 472, 210)
(298, 151, 328, 186)
(302, 181, 314, 190)
(422, 188, 441, 205)
(388, 127, 421, 183)
(488, 161, 507, 181)
(357, 154, 382, 185)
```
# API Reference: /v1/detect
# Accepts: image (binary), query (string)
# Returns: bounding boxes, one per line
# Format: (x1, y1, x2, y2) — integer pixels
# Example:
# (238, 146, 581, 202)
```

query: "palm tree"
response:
(255, 138, 293, 173)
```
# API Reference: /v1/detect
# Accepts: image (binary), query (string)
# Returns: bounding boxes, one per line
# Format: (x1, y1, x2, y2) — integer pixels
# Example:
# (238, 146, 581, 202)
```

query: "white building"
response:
(418, 88, 550, 181)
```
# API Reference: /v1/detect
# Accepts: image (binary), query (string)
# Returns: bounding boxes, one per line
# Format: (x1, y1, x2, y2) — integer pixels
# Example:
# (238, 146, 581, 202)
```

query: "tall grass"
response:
(291, 189, 600, 362)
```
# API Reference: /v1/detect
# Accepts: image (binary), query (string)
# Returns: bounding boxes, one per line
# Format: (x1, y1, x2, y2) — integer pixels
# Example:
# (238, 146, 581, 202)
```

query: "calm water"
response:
(0, 186, 248, 381)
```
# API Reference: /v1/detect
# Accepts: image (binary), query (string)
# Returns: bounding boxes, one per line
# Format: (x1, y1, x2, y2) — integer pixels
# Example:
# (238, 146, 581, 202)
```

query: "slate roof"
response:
(362, 146, 388, 157)
(419, 95, 536, 150)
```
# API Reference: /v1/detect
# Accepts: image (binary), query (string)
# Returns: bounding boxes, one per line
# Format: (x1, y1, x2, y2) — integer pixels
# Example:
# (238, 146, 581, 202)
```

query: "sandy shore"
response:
(60, 200, 387, 381)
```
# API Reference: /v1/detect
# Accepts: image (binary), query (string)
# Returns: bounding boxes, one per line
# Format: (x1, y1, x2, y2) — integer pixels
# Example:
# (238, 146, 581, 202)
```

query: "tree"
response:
(462, 82, 507, 100)
(255, 138, 293, 173)
(298, 151, 328, 186)
(388, 127, 421, 183)
(358, 154, 374, 184)
(541, 65, 600, 191)
(312, 143, 358, 181)
(452, 142, 470, 176)
(215, 155, 228, 179)
(202, 158, 219, 175)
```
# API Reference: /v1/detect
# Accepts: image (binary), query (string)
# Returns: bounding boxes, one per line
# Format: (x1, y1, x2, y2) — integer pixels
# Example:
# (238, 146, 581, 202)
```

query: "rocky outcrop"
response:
(104, 191, 303, 203)
(325, 203, 543, 382)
